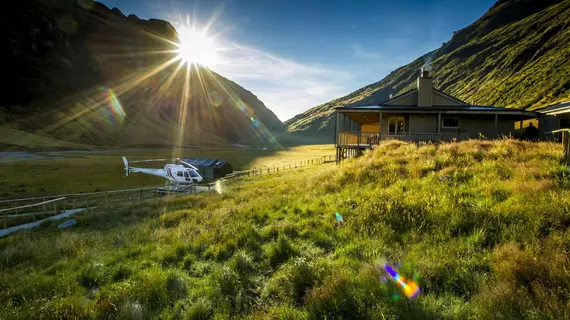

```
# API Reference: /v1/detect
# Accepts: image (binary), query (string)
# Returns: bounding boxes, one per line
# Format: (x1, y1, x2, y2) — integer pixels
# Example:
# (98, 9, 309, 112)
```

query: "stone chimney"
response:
(417, 68, 433, 107)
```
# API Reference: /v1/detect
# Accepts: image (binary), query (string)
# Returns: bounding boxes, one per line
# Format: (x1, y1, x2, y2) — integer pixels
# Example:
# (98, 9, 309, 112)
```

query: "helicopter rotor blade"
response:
(175, 158, 199, 170)
(128, 158, 171, 163)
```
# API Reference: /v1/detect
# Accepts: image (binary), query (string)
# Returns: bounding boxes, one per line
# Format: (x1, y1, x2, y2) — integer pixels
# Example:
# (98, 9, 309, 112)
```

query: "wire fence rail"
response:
(1, 197, 67, 229)
(222, 155, 335, 181)
(0, 183, 224, 230)
(0, 155, 335, 230)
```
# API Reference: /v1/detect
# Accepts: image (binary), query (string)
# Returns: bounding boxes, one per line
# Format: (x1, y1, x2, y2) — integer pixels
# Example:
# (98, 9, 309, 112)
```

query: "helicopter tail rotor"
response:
(122, 156, 130, 176)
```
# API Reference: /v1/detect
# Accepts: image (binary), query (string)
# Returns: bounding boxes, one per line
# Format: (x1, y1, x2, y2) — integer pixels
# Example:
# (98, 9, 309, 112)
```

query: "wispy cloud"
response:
(210, 43, 352, 121)
(352, 44, 382, 60)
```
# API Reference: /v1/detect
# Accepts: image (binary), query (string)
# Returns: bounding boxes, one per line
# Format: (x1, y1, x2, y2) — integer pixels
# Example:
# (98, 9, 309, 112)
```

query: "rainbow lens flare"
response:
(335, 212, 343, 223)
(384, 264, 421, 299)
(250, 117, 261, 128)
(101, 87, 126, 125)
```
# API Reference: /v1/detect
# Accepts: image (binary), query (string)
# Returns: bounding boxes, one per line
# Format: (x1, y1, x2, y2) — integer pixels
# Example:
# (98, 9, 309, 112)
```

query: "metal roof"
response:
(535, 101, 570, 115)
(336, 105, 539, 117)
(340, 105, 514, 111)
(183, 158, 228, 168)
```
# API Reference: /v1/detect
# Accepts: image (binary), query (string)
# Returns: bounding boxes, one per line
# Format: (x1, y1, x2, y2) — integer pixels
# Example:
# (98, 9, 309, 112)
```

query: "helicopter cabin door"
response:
(175, 170, 184, 182)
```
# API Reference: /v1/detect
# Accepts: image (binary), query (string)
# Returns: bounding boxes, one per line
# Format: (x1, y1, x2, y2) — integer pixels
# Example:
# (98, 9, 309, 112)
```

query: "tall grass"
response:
(1, 140, 569, 319)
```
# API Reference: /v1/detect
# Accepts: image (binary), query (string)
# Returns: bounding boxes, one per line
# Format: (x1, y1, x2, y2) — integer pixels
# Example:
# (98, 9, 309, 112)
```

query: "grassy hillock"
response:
(2, 140, 570, 319)
(286, 0, 570, 137)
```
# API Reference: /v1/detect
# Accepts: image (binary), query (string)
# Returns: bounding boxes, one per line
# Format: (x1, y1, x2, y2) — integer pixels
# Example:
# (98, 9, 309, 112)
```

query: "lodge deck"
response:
(334, 132, 444, 163)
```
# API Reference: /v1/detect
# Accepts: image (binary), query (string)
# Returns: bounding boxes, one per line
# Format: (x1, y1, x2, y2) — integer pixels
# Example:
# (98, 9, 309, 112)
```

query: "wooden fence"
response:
(223, 155, 335, 180)
(0, 155, 334, 229)
(1, 197, 67, 229)
(0, 186, 196, 229)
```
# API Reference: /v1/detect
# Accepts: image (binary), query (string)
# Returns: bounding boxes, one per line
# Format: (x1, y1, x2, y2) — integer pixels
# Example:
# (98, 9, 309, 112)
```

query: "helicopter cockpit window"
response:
(189, 170, 200, 178)
(176, 171, 183, 177)
(184, 172, 189, 178)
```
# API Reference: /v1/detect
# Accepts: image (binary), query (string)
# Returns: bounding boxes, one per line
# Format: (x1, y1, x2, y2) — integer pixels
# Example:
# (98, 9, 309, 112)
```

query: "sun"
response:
(175, 27, 218, 66)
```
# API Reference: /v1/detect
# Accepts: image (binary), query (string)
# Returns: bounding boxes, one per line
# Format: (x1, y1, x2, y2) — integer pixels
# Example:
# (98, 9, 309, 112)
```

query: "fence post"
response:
(140, 189, 143, 200)
(62, 198, 66, 213)
(43, 198, 46, 215)
(73, 196, 76, 210)
(32, 204, 36, 222)
(3, 212, 6, 229)
(87, 197, 90, 209)
(259, 168, 262, 176)
(106, 192, 109, 213)
(53, 202, 57, 216)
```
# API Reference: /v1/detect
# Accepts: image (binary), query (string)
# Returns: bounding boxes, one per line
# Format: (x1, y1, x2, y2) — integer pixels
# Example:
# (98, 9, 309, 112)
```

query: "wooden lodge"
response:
(334, 68, 539, 163)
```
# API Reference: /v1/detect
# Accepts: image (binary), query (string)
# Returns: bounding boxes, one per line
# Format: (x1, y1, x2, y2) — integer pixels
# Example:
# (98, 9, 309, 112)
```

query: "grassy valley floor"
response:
(1, 140, 569, 319)
(0, 145, 334, 199)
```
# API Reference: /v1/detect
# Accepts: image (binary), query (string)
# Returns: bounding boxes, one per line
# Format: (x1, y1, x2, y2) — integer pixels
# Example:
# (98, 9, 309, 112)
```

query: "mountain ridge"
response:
(286, 0, 570, 139)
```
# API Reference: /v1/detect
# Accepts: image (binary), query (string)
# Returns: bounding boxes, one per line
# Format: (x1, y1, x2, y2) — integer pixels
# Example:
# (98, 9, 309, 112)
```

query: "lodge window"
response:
(560, 119, 570, 129)
(442, 117, 459, 129)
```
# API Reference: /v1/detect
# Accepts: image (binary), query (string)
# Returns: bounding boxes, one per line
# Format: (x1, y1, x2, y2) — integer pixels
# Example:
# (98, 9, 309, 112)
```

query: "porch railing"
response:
(336, 131, 442, 147)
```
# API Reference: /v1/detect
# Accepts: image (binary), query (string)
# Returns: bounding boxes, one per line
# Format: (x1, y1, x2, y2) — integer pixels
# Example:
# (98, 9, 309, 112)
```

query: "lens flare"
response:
(383, 264, 421, 299)
(335, 212, 343, 223)
(215, 179, 225, 194)
(250, 117, 261, 128)
(175, 27, 218, 66)
(101, 87, 126, 125)
(208, 90, 223, 107)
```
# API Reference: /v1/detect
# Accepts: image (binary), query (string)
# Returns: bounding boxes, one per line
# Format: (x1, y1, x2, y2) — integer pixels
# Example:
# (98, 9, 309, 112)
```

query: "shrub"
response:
(117, 300, 145, 320)
(263, 257, 328, 305)
(79, 262, 111, 288)
(186, 298, 213, 320)
(166, 271, 189, 302)
(231, 251, 255, 276)
(37, 296, 95, 320)
(265, 234, 298, 268)
(132, 267, 170, 311)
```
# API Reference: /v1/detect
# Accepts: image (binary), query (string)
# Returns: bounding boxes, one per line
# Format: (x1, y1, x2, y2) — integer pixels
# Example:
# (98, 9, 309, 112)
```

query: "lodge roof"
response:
(535, 101, 570, 115)
(335, 105, 539, 117)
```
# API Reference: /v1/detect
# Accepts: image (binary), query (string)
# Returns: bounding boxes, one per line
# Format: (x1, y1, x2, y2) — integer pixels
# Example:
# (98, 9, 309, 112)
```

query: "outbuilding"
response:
(536, 101, 570, 140)
(181, 158, 233, 181)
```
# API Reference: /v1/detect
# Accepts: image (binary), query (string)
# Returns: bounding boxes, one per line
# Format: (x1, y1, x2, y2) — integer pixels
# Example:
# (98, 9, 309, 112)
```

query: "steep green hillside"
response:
(286, 0, 570, 137)
(2, 140, 570, 319)
(0, 0, 282, 150)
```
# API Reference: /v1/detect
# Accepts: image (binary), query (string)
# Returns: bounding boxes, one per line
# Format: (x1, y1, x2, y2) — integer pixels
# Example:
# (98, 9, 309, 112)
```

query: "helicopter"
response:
(121, 157, 203, 184)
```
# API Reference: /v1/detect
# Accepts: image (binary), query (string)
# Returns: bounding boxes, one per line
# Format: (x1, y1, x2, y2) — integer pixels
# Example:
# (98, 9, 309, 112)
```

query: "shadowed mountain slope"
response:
(0, 0, 283, 150)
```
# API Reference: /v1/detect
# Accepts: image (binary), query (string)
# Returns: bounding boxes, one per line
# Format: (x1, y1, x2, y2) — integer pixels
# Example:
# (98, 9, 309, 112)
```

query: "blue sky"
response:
(100, 0, 495, 120)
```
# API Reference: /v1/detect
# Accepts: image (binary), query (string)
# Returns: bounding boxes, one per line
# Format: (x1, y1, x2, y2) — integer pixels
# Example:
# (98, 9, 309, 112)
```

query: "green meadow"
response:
(1, 140, 569, 319)
(0, 145, 334, 199)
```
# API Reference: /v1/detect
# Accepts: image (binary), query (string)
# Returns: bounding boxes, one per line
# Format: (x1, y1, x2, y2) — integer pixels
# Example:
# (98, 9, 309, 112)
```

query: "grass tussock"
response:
(1, 139, 570, 319)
